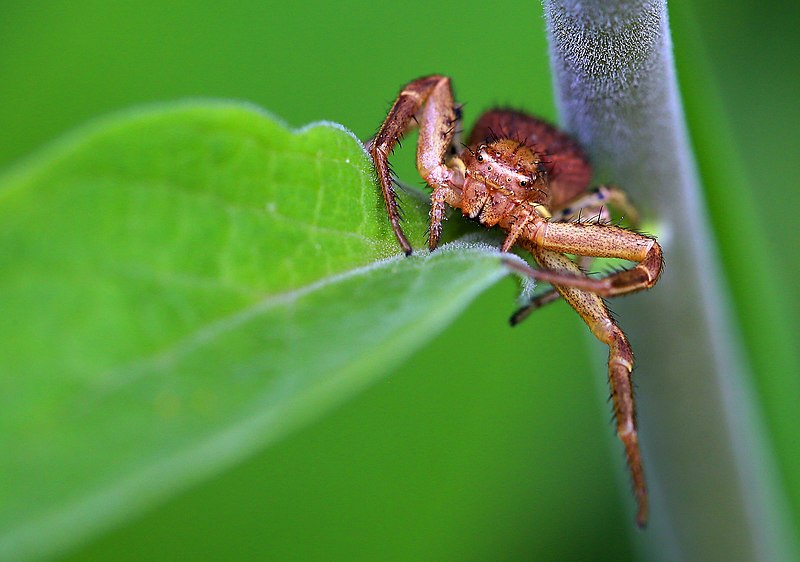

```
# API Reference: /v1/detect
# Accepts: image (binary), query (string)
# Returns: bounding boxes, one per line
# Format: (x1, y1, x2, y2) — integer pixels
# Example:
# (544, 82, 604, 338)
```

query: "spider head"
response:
(461, 139, 550, 207)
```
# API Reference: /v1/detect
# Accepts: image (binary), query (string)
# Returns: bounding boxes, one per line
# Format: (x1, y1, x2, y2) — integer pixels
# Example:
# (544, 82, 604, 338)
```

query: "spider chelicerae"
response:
(368, 75, 663, 527)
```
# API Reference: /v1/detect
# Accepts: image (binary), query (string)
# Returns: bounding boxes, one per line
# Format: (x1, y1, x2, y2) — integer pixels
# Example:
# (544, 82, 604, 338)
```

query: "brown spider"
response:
(368, 75, 663, 527)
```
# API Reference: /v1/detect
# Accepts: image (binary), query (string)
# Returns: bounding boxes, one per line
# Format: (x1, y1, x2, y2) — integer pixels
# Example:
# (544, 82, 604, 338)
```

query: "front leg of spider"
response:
(369, 75, 465, 254)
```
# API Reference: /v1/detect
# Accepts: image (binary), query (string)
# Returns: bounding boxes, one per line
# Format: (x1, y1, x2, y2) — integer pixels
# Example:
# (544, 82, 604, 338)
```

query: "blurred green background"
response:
(1, 1, 797, 560)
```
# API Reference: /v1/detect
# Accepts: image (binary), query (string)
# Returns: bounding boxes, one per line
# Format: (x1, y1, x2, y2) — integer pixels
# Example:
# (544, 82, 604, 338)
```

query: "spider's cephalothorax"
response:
(460, 139, 550, 223)
(368, 75, 664, 527)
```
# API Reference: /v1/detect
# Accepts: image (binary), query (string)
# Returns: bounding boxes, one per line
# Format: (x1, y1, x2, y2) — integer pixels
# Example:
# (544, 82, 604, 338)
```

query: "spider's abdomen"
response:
(468, 109, 592, 208)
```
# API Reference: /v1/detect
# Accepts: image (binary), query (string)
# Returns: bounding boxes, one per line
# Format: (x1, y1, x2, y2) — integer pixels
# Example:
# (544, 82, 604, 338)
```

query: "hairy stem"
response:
(542, 1, 797, 560)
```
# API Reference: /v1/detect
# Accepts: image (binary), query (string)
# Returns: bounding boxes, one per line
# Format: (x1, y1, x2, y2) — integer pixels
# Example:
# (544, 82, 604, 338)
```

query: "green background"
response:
(1, 1, 797, 560)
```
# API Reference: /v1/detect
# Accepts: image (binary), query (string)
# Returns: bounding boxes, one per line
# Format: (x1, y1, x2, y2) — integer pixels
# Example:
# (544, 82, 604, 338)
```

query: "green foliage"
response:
(0, 103, 512, 560)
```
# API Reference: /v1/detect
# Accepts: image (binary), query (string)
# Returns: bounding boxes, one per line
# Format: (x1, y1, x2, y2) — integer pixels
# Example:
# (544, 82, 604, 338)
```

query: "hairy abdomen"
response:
(468, 109, 592, 208)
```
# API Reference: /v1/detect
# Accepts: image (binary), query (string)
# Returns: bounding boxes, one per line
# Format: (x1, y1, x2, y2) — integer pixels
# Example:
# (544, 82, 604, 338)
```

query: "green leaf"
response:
(0, 102, 511, 560)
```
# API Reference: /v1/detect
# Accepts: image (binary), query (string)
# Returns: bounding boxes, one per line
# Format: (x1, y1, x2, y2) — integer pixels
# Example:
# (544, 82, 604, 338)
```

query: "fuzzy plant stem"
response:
(542, 2, 797, 560)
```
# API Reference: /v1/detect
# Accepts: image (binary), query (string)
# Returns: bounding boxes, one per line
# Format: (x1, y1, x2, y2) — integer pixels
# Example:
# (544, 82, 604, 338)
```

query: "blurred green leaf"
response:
(0, 102, 511, 560)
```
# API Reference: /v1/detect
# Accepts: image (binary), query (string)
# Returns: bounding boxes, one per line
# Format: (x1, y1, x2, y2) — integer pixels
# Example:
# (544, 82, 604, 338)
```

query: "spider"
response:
(368, 75, 663, 527)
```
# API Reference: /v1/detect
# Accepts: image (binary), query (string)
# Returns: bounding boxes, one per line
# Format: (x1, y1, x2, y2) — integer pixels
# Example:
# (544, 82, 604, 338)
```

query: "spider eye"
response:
(476, 154, 484, 162)
(519, 180, 528, 187)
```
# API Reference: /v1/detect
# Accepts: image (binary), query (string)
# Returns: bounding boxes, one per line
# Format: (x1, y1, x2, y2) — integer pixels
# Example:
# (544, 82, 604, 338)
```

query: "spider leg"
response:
(512, 187, 626, 319)
(510, 255, 593, 324)
(509, 220, 662, 298)
(370, 75, 462, 254)
(520, 186, 663, 297)
(530, 246, 648, 527)
(509, 289, 561, 325)
(550, 185, 640, 227)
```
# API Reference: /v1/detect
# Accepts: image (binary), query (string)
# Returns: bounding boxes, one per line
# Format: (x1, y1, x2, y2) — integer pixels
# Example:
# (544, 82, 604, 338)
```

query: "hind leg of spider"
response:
(509, 290, 561, 325)
(510, 255, 593, 325)
(528, 246, 648, 527)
